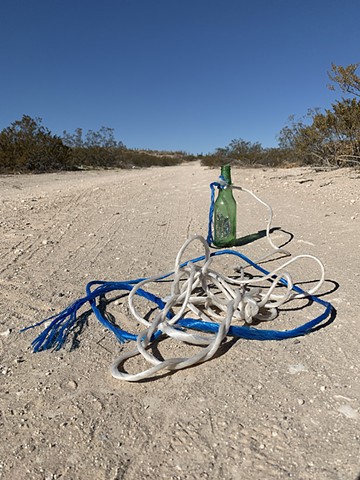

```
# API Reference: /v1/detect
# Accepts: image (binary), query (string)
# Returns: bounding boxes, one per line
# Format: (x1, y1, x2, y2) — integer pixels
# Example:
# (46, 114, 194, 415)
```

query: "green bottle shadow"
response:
(233, 229, 269, 247)
(213, 228, 293, 250)
(234, 226, 291, 247)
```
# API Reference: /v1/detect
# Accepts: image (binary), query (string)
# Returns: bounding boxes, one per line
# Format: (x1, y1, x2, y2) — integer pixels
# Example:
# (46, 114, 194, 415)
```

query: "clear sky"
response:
(1, 0, 359, 154)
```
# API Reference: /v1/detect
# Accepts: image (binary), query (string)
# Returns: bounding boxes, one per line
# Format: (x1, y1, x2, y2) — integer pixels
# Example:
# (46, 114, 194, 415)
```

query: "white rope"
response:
(231, 185, 291, 261)
(110, 234, 325, 382)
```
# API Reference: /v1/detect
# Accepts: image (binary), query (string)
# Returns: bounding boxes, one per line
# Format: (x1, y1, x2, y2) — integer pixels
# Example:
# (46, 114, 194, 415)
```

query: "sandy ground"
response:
(0, 162, 359, 480)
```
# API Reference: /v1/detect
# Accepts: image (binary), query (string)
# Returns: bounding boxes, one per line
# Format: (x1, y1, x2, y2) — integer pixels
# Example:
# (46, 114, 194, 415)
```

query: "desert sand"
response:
(0, 162, 359, 479)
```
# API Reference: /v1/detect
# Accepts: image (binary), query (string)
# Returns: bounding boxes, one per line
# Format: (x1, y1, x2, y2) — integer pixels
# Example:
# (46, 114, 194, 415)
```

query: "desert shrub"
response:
(200, 139, 297, 169)
(0, 115, 70, 173)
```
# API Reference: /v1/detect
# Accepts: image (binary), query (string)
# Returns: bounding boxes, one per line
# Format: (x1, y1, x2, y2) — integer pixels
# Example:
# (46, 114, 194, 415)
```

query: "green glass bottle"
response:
(213, 165, 237, 247)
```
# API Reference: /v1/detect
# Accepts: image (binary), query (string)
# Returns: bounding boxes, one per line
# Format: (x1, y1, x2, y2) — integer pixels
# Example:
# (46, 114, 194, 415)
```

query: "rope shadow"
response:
(112, 335, 240, 384)
(69, 310, 92, 351)
(310, 304, 337, 334)
(294, 279, 339, 298)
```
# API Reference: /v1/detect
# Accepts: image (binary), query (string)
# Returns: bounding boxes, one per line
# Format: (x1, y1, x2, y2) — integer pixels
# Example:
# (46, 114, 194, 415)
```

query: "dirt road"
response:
(0, 163, 359, 479)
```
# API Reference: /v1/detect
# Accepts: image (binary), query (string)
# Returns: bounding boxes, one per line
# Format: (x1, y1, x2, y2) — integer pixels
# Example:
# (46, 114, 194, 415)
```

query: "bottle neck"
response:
(221, 165, 232, 185)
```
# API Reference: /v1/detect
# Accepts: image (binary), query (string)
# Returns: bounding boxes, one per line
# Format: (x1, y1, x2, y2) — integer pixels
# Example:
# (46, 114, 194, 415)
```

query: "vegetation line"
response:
(1, 63, 360, 174)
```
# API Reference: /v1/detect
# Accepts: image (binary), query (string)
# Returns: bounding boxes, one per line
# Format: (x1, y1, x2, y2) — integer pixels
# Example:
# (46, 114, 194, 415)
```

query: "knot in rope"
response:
(217, 174, 229, 188)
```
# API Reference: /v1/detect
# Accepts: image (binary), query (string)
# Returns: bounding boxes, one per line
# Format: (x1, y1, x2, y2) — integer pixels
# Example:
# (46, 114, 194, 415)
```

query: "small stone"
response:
(0, 329, 11, 337)
(337, 404, 359, 419)
(67, 380, 77, 390)
(289, 364, 308, 374)
(297, 398, 305, 405)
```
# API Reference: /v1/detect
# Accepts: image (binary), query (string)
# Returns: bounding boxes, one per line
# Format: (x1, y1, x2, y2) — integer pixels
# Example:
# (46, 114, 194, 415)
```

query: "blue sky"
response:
(1, 0, 359, 154)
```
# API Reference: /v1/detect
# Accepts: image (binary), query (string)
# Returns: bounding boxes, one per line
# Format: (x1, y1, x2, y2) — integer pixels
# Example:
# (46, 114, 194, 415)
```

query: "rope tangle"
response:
(111, 234, 326, 381)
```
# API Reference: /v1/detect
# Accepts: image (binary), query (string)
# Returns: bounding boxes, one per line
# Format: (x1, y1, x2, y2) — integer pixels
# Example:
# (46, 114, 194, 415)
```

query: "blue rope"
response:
(22, 249, 334, 352)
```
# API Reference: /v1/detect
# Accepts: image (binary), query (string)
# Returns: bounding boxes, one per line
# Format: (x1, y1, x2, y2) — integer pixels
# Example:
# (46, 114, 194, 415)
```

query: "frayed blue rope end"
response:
(21, 297, 93, 352)
(22, 280, 166, 352)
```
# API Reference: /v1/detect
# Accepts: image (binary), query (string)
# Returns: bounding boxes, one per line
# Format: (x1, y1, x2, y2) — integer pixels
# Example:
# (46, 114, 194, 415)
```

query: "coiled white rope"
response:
(110, 234, 325, 382)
